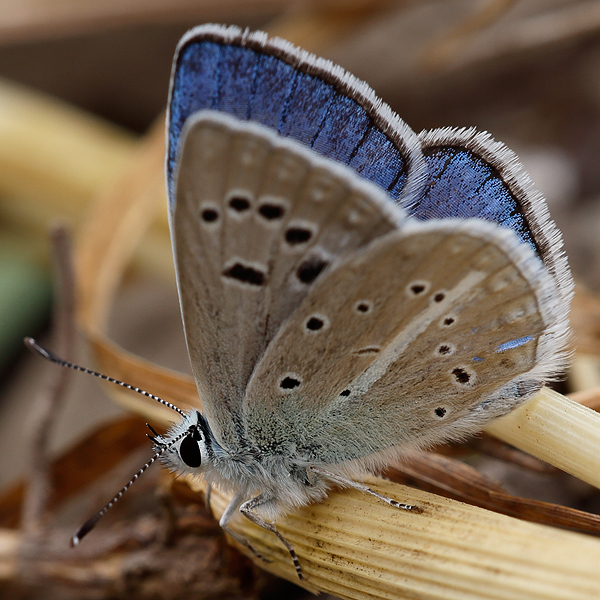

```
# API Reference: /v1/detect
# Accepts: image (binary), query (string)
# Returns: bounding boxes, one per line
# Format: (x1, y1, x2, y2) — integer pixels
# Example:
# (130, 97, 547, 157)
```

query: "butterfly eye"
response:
(179, 434, 202, 468)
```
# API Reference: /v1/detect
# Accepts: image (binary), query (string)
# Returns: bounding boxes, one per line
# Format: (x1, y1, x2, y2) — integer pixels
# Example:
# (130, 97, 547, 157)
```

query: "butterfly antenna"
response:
(24, 337, 186, 418)
(146, 422, 161, 443)
(71, 430, 188, 546)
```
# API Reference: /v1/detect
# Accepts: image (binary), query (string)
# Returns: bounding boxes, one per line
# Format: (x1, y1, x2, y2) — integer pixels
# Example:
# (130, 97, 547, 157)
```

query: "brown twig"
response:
(21, 223, 77, 542)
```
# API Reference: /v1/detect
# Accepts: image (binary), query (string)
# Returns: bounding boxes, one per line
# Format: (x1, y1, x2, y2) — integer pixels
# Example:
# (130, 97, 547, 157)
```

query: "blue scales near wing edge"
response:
(167, 29, 418, 210)
(414, 145, 534, 247)
(167, 24, 565, 265)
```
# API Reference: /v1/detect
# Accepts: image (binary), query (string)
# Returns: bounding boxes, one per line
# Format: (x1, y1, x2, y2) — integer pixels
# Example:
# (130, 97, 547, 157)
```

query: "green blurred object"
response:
(0, 252, 52, 369)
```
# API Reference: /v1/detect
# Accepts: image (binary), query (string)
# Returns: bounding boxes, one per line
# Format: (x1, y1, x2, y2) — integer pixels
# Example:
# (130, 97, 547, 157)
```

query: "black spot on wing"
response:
(285, 227, 312, 245)
(229, 196, 251, 212)
(223, 262, 266, 286)
(296, 257, 328, 284)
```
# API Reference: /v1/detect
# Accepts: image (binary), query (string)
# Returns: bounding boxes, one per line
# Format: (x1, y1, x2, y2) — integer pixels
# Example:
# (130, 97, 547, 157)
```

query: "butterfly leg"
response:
(309, 466, 422, 513)
(219, 491, 272, 564)
(240, 494, 304, 580)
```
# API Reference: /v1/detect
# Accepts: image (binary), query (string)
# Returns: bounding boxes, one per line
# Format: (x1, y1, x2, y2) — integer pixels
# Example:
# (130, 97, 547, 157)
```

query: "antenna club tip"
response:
(70, 535, 80, 548)
(24, 337, 49, 358)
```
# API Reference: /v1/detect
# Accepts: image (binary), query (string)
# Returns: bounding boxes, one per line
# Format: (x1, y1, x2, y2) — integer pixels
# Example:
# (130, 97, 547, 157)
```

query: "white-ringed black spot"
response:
(340, 389, 351, 397)
(405, 279, 431, 298)
(201, 208, 219, 222)
(355, 300, 373, 314)
(452, 367, 472, 385)
(437, 344, 454, 356)
(279, 375, 302, 391)
(258, 203, 285, 220)
(285, 227, 312, 245)
(407, 281, 430, 297)
(223, 263, 266, 286)
(442, 316, 456, 327)
(434, 407, 447, 418)
(297, 257, 328, 284)
(305, 316, 326, 331)
(228, 196, 251, 212)
(433, 292, 446, 302)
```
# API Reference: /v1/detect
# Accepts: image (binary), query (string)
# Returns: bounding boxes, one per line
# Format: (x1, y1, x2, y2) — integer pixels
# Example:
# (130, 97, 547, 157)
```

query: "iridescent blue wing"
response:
(417, 128, 572, 301)
(167, 25, 572, 303)
(166, 24, 425, 211)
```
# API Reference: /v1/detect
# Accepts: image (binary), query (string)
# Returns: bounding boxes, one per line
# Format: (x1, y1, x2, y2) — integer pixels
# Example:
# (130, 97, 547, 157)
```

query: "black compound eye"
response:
(179, 434, 202, 468)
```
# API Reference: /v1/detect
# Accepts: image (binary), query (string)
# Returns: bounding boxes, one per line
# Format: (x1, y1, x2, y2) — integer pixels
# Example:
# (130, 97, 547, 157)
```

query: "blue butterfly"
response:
(43, 24, 570, 580)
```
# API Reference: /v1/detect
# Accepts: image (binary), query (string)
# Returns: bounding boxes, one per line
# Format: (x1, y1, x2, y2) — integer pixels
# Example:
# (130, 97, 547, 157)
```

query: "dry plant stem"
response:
(267, 0, 396, 53)
(420, 0, 518, 70)
(442, 1, 600, 70)
(195, 475, 600, 600)
(21, 225, 76, 541)
(569, 354, 600, 394)
(0, 79, 135, 233)
(486, 387, 600, 489)
(75, 116, 165, 334)
(0, 0, 290, 45)
(388, 453, 600, 534)
(569, 385, 600, 410)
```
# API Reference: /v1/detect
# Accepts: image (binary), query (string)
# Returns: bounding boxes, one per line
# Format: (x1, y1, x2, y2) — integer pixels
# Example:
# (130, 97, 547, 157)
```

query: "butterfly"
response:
(155, 24, 572, 578)
(29, 23, 572, 581)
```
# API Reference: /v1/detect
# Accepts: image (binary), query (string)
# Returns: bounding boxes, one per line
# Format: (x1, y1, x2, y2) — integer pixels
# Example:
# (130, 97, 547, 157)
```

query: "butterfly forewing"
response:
(244, 220, 560, 462)
(172, 112, 404, 447)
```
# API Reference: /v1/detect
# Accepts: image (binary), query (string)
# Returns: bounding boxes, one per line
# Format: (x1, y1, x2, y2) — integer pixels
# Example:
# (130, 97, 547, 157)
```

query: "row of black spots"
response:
(201, 198, 287, 223)
(226, 194, 315, 249)
(227, 195, 286, 220)
(222, 262, 266, 286)
(405, 281, 448, 304)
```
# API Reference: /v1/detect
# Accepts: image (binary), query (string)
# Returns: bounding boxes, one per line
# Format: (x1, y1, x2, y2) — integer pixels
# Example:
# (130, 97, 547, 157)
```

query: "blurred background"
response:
(1, 0, 600, 597)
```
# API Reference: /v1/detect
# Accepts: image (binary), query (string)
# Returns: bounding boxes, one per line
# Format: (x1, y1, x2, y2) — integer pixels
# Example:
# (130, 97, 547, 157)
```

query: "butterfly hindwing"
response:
(244, 219, 567, 463)
(172, 112, 404, 448)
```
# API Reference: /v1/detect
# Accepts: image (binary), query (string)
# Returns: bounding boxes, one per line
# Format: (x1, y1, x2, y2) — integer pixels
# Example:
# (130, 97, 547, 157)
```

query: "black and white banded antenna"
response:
(24, 336, 189, 544)
(25, 337, 186, 417)
(71, 428, 189, 546)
